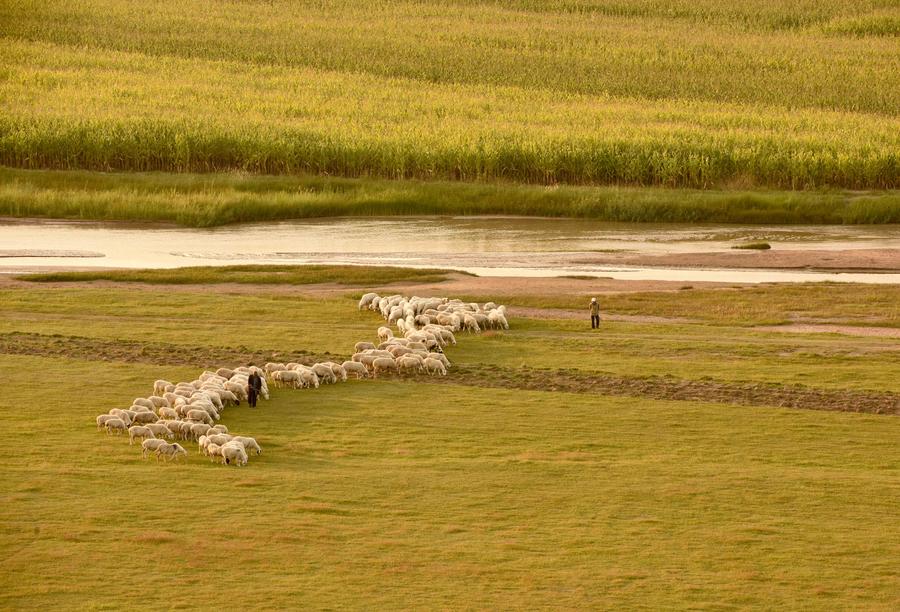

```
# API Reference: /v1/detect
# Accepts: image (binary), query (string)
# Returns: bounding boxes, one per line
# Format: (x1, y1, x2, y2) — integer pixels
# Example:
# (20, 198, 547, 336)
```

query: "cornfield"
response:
(0, 0, 898, 189)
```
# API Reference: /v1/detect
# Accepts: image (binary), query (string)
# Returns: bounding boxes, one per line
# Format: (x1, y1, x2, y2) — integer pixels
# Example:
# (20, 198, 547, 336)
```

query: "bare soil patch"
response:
(0, 332, 333, 368)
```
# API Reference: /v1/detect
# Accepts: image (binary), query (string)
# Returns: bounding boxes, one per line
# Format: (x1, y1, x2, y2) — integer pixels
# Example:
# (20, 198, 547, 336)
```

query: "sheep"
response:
(427, 352, 451, 369)
(388, 345, 413, 358)
(163, 420, 184, 438)
(141, 438, 167, 459)
(158, 406, 178, 420)
(147, 395, 170, 409)
(153, 380, 172, 397)
(105, 418, 127, 435)
(146, 422, 174, 439)
(423, 357, 447, 376)
(397, 355, 424, 374)
(224, 381, 247, 401)
(216, 368, 235, 379)
(358, 292, 379, 310)
(312, 363, 337, 385)
(274, 370, 301, 389)
(190, 423, 212, 440)
(178, 421, 195, 440)
(155, 442, 188, 463)
(354, 341, 376, 353)
(130, 411, 159, 425)
(186, 409, 213, 425)
(218, 389, 239, 406)
(298, 369, 320, 389)
(230, 436, 262, 455)
(208, 424, 229, 435)
(206, 443, 224, 463)
(129, 404, 152, 413)
(341, 361, 369, 379)
(326, 362, 348, 382)
(221, 443, 248, 466)
(96, 414, 115, 430)
(377, 326, 394, 342)
(206, 433, 233, 447)
(108, 409, 132, 427)
(128, 425, 156, 445)
(264, 362, 286, 375)
(372, 357, 398, 377)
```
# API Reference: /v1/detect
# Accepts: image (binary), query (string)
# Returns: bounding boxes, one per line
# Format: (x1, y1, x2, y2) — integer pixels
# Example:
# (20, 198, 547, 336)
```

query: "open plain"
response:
(1, 271, 899, 608)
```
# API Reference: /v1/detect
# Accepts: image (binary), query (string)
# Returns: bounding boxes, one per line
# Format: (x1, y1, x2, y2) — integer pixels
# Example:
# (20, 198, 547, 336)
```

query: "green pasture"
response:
(1, 277, 899, 608)
(2, 282, 899, 393)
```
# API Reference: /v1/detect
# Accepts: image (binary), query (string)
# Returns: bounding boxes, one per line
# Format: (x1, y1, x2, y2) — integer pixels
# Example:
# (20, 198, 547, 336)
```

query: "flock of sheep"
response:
(95, 293, 508, 467)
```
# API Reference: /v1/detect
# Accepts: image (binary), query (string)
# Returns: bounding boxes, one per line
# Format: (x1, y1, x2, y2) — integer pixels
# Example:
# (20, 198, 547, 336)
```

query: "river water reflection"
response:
(1, 217, 899, 284)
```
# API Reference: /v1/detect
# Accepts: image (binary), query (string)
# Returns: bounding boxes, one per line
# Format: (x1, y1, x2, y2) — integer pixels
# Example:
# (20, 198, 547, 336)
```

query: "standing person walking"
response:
(247, 367, 263, 408)
(589, 297, 601, 329)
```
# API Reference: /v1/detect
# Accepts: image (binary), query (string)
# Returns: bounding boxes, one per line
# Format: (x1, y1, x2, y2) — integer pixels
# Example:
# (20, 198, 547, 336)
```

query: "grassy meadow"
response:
(1, 0, 899, 202)
(1, 276, 899, 608)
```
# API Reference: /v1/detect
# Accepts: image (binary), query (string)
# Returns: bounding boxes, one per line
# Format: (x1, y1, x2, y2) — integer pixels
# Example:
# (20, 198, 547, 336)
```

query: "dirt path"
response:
(4, 332, 897, 415)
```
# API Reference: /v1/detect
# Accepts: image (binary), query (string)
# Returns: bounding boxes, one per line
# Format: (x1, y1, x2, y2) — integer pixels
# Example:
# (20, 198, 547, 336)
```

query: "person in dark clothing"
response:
(247, 368, 263, 408)
(590, 297, 601, 329)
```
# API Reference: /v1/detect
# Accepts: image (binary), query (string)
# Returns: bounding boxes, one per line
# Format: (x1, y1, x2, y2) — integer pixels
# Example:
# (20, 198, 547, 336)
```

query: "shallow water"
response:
(2, 217, 899, 284)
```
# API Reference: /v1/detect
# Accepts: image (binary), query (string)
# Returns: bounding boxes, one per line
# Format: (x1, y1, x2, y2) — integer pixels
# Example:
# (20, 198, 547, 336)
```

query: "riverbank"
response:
(2, 168, 899, 227)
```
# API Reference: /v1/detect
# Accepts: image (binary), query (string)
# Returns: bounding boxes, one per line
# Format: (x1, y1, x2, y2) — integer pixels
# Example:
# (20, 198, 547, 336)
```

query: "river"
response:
(2, 217, 899, 284)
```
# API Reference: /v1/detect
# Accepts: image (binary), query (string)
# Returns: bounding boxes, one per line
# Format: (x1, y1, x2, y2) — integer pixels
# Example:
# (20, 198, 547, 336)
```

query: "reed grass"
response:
(0, 1, 898, 191)
(2, 168, 898, 226)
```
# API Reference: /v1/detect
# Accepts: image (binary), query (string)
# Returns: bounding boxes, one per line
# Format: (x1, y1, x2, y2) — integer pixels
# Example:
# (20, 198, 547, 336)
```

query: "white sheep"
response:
(130, 411, 159, 425)
(230, 436, 262, 455)
(377, 326, 393, 342)
(221, 443, 248, 466)
(354, 341, 376, 353)
(146, 422, 174, 439)
(105, 418, 127, 435)
(141, 438, 167, 459)
(423, 357, 447, 376)
(96, 414, 115, 430)
(158, 406, 178, 420)
(128, 425, 156, 445)
(186, 409, 213, 425)
(341, 361, 368, 379)
(372, 357, 398, 377)
(155, 442, 188, 463)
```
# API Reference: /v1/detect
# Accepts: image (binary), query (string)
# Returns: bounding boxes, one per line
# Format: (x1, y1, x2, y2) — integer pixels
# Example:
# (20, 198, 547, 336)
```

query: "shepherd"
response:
(589, 297, 601, 329)
(247, 367, 263, 408)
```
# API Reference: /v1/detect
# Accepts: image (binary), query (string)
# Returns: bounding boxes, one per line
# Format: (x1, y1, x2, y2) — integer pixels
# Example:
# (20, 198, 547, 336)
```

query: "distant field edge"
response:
(14, 264, 467, 286)
(1, 168, 899, 227)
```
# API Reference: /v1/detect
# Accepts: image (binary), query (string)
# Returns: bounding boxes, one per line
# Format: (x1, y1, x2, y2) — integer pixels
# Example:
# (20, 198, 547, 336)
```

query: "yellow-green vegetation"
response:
(16, 264, 460, 286)
(3, 168, 899, 226)
(1, 279, 899, 608)
(1, 0, 898, 192)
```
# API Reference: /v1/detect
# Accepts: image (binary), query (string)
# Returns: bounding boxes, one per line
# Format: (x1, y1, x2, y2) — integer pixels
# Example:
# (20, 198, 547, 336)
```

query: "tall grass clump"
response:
(3, 168, 898, 226)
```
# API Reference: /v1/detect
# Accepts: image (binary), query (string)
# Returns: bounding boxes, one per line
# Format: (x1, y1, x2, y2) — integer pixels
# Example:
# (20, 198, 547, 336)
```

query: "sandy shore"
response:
(574, 248, 900, 272)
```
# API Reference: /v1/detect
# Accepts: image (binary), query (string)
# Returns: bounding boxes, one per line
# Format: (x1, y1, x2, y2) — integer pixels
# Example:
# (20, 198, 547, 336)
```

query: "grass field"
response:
(1, 276, 899, 608)
(1, 0, 898, 195)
